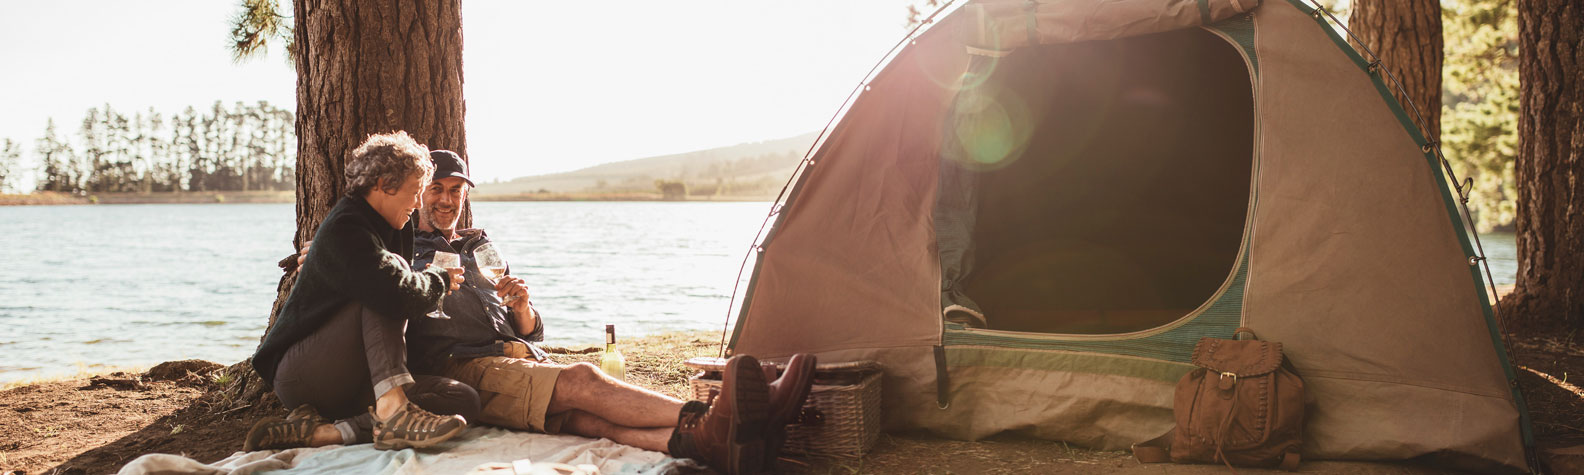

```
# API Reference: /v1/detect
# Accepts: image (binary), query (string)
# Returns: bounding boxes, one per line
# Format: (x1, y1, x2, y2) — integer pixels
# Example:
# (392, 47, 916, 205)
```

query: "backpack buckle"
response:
(1218, 372, 1239, 391)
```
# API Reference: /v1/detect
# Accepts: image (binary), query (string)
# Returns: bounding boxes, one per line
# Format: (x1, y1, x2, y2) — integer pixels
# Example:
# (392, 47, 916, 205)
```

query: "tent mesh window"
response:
(940, 27, 1255, 335)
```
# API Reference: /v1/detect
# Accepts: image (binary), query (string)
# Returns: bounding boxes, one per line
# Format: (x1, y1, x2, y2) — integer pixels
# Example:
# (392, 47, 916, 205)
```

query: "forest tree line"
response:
(0, 101, 295, 195)
(1431, 0, 1518, 233)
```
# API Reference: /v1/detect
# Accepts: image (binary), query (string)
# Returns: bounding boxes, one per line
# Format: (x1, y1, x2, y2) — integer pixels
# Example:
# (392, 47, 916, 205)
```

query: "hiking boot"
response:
(371, 402, 468, 450)
(243, 416, 317, 451)
(762, 353, 817, 469)
(669, 354, 771, 474)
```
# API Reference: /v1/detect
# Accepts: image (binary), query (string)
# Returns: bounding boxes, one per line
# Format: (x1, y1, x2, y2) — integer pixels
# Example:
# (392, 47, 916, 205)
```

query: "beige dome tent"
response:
(726, 0, 1532, 471)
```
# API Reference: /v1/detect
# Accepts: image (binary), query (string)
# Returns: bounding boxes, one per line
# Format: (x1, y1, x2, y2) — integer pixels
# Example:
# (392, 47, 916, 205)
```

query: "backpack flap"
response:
(1190, 338, 1283, 381)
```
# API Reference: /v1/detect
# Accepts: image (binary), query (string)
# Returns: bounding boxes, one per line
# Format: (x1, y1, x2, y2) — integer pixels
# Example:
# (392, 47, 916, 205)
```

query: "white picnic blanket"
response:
(117, 426, 700, 475)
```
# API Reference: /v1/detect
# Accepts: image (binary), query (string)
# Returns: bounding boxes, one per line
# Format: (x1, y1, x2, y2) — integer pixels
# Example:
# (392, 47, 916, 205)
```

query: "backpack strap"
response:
(1131, 429, 1174, 463)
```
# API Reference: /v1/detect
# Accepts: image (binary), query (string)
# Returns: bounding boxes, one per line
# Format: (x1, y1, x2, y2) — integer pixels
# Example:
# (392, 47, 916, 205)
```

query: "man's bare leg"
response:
(561, 410, 674, 452)
(545, 363, 684, 428)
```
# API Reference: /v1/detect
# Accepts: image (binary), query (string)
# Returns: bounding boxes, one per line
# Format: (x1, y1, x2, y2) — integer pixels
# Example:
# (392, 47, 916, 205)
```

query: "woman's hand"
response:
(427, 264, 465, 293)
(444, 267, 464, 293)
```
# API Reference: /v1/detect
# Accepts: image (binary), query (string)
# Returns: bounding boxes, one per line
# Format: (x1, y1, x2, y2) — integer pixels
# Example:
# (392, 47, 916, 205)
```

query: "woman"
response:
(246, 131, 479, 450)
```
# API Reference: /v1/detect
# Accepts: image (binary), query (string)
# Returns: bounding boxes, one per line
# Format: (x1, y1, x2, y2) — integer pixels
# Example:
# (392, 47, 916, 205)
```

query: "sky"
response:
(0, 0, 935, 184)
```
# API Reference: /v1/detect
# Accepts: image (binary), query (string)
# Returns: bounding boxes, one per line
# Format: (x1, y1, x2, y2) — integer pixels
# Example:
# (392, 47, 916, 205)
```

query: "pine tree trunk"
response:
(1505, 0, 1584, 332)
(1347, 0, 1443, 142)
(267, 0, 472, 334)
(230, 0, 475, 408)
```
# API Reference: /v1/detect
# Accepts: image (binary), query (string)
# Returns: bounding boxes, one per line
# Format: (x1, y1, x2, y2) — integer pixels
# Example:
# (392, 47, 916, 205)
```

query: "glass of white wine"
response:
(427, 251, 460, 319)
(472, 243, 516, 305)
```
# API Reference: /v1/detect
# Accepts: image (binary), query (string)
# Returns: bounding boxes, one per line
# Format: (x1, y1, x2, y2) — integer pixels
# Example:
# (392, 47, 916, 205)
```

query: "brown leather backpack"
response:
(1133, 328, 1305, 471)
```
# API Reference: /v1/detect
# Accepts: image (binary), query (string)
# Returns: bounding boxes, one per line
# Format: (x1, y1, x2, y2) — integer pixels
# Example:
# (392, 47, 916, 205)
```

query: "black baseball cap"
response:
(429, 150, 475, 187)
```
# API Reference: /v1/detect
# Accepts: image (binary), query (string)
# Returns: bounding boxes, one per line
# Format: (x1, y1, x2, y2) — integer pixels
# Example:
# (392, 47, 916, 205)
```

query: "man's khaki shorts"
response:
(443, 356, 564, 433)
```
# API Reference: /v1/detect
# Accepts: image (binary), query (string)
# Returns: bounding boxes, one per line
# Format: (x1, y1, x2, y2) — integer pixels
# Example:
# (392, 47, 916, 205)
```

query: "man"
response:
(246, 132, 477, 452)
(407, 150, 816, 474)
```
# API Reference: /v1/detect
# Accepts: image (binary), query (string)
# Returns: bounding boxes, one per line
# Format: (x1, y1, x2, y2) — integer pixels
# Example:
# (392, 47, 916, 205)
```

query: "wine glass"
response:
(473, 243, 515, 305)
(427, 251, 460, 319)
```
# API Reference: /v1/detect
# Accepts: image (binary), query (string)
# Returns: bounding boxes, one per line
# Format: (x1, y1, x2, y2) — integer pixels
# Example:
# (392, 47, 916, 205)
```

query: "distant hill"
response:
(473, 132, 820, 199)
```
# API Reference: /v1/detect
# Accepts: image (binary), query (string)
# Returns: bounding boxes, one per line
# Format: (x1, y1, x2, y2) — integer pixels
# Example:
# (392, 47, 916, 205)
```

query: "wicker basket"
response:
(685, 358, 883, 459)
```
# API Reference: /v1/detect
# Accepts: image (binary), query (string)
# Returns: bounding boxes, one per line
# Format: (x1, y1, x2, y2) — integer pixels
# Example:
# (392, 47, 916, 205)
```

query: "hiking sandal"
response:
(243, 416, 318, 451)
(371, 402, 467, 450)
(286, 404, 327, 423)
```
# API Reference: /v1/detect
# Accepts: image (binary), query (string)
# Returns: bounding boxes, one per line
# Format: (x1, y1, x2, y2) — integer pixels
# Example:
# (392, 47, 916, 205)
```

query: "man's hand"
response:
(494, 275, 538, 335)
(297, 240, 312, 267)
(494, 275, 532, 315)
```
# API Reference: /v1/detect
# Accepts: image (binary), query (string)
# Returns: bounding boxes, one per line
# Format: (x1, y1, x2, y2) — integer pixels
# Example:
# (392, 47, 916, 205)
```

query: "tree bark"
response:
(1347, 0, 1443, 143)
(1505, 0, 1584, 332)
(268, 0, 472, 333)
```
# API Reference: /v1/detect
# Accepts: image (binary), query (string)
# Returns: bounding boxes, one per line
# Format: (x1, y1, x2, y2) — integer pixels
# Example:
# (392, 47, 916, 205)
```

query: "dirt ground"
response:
(2, 331, 1581, 474)
(0, 360, 272, 475)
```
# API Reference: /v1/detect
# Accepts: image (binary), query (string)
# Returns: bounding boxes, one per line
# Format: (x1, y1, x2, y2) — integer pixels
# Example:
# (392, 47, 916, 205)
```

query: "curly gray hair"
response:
(344, 131, 434, 197)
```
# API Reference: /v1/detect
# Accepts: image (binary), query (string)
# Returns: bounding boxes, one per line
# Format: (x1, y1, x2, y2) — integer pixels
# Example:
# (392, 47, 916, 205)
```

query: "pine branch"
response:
(229, 0, 290, 64)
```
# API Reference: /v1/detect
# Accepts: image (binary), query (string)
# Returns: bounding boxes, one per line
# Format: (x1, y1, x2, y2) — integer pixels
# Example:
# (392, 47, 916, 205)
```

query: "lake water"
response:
(0, 202, 772, 383)
(0, 202, 1519, 383)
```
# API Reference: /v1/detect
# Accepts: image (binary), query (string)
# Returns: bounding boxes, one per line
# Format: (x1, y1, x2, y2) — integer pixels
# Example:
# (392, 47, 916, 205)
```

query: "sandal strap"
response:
(374, 403, 461, 442)
(245, 417, 316, 451)
(286, 404, 326, 423)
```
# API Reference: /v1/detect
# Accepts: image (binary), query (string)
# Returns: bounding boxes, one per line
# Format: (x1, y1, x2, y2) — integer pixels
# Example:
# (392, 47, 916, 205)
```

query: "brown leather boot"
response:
(669, 355, 771, 474)
(762, 353, 817, 469)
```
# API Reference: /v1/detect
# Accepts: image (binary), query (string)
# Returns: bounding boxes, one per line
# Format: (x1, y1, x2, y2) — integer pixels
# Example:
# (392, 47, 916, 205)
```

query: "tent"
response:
(725, 0, 1533, 472)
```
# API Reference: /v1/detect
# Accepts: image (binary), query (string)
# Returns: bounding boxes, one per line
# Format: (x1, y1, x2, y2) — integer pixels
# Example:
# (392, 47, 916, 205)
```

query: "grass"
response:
(32, 425, 64, 438)
(544, 330, 725, 399)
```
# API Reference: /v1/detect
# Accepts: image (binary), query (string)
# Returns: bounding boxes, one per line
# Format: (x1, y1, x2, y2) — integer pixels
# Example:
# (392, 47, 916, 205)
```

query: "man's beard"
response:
(422, 204, 459, 233)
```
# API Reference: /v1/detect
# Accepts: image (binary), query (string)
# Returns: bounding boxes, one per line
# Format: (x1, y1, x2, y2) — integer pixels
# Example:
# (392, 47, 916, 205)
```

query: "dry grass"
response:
(543, 330, 724, 399)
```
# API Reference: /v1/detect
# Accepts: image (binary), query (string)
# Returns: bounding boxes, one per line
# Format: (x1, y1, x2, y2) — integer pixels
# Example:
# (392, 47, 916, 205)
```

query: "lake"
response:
(0, 202, 1519, 383)
(0, 201, 771, 383)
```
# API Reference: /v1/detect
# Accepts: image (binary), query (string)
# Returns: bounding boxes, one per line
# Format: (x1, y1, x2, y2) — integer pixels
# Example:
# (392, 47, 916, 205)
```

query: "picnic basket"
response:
(684, 357, 883, 459)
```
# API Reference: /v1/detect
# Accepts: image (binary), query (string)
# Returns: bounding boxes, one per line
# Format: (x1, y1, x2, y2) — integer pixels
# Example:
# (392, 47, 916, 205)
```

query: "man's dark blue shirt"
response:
(408, 228, 547, 374)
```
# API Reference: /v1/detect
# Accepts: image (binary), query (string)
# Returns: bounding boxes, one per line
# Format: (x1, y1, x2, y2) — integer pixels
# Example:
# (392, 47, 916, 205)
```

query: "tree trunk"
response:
(1505, 0, 1584, 332)
(1347, 0, 1443, 143)
(230, 0, 475, 409)
(268, 0, 472, 333)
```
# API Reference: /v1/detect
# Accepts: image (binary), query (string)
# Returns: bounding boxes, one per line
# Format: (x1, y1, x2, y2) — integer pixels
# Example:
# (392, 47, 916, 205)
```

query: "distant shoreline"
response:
(0, 191, 295, 206)
(0, 191, 775, 206)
